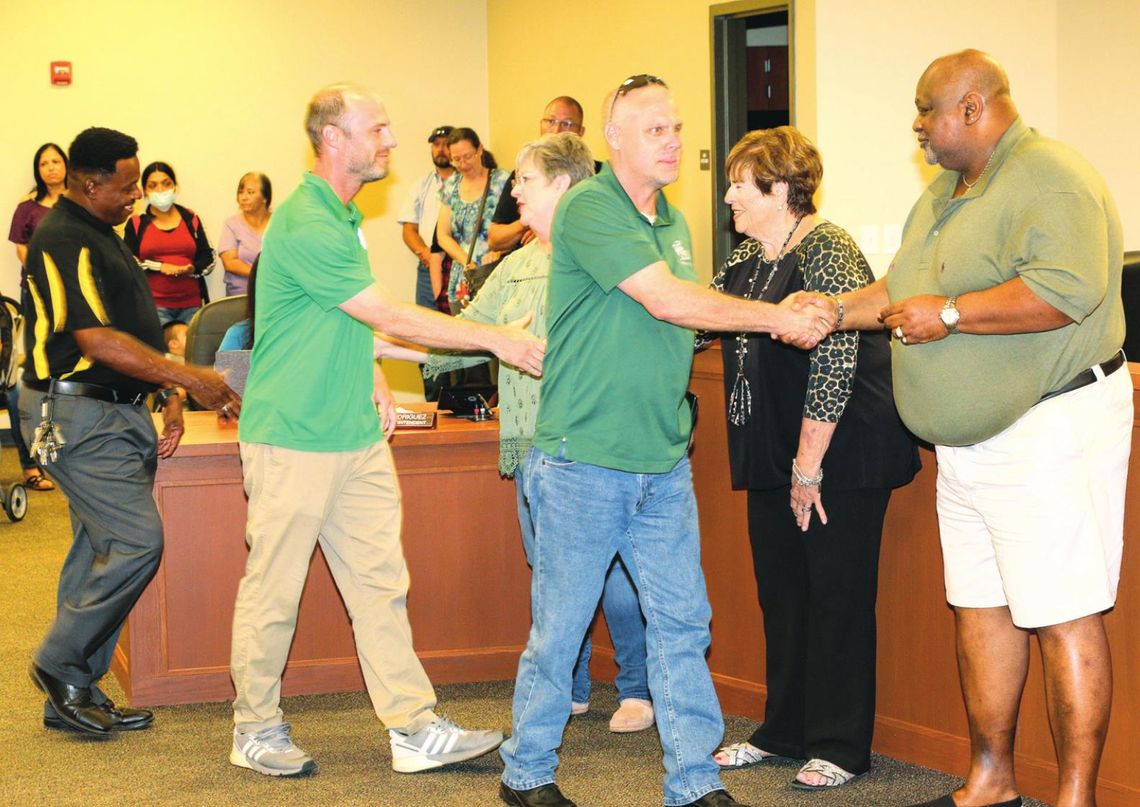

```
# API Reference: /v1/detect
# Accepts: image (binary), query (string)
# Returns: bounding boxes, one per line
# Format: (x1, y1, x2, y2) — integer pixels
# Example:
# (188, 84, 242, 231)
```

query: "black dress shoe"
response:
(684, 790, 752, 807)
(29, 663, 114, 735)
(500, 782, 577, 806)
(44, 698, 154, 731)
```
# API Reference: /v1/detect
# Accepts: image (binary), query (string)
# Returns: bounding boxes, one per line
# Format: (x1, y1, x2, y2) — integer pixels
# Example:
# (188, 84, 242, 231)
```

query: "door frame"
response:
(709, 0, 796, 270)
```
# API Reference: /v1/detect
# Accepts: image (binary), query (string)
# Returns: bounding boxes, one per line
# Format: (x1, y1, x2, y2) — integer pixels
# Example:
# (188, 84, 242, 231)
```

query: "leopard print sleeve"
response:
(799, 223, 875, 423)
(695, 238, 761, 352)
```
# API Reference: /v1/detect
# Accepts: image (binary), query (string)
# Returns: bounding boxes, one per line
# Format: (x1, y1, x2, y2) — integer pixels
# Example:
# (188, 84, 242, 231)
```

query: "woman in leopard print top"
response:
(705, 127, 919, 789)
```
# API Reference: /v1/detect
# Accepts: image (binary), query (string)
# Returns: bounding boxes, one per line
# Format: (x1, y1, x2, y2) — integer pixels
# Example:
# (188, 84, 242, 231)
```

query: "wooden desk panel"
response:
(112, 409, 531, 706)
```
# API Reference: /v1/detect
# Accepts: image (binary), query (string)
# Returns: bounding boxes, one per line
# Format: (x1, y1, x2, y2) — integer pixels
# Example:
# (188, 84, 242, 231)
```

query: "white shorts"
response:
(935, 364, 1132, 628)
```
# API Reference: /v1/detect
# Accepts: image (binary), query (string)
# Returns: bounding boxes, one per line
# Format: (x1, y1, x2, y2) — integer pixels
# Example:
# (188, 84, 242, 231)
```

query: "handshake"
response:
(771, 292, 840, 349)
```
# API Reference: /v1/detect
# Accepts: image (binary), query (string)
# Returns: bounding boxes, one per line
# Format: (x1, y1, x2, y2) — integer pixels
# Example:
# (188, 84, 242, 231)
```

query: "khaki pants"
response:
(230, 440, 437, 733)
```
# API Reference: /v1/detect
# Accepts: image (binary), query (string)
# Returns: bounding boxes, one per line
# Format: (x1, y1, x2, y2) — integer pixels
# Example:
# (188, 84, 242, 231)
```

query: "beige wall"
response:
(1057, 0, 1140, 254)
(0, 0, 490, 305)
(1, 0, 491, 398)
(487, 0, 821, 283)
(488, 0, 1137, 277)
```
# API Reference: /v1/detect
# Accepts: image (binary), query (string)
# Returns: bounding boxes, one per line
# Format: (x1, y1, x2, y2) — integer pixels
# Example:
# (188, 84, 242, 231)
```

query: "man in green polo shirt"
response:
(228, 83, 545, 780)
(831, 51, 1129, 807)
(498, 76, 834, 807)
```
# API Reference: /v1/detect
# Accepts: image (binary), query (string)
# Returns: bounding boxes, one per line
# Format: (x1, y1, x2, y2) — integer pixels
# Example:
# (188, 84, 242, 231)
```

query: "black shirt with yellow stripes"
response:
(22, 196, 165, 398)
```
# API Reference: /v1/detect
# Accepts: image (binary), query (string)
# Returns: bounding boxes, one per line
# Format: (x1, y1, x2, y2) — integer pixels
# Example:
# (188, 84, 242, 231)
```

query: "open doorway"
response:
(710, 2, 793, 269)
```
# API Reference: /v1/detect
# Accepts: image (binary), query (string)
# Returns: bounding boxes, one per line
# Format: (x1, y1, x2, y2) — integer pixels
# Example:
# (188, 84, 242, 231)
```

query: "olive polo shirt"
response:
(238, 173, 378, 451)
(887, 117, 1124, 446)
(534, 164, 697, 473)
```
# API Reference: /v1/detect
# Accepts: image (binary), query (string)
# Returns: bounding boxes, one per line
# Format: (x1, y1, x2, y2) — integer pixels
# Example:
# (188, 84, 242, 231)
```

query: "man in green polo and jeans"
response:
(498, 75, 834, 807)
(228, 82, 546, 779)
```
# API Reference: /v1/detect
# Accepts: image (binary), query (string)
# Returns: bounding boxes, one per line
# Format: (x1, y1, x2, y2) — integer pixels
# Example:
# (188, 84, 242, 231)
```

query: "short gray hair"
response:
(304, 83, 372, 155)
(515, 132, 594, 186)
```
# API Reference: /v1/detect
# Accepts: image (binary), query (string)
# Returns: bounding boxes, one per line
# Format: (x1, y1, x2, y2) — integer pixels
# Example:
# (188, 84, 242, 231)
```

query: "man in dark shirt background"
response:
(20, 126, 239, 736)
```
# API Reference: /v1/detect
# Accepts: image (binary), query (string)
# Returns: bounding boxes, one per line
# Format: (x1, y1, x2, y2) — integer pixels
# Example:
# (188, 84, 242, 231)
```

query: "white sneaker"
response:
(389, 715, 504, 773)
(230, 723, 317, 777)
(570, 701, 590, 716)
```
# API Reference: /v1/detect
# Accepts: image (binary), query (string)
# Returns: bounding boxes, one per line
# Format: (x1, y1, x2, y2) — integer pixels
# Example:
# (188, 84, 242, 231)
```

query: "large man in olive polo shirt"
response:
(229, 83, 545, 779)
(832, 51, 1129, 807)
(498, 76, 833, 807)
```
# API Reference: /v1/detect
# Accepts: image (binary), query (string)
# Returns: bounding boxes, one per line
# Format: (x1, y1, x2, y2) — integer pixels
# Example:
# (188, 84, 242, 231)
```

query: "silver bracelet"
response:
(791, 458, 823, 488)
(834, 295, 845, 330)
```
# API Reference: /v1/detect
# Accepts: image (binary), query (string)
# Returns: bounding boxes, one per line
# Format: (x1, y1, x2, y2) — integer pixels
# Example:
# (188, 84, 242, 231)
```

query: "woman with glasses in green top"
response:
(423, 132, 654, 734)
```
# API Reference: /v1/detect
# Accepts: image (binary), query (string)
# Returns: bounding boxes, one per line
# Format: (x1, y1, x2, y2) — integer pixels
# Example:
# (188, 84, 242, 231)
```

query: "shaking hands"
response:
(774, 292, 839, 349)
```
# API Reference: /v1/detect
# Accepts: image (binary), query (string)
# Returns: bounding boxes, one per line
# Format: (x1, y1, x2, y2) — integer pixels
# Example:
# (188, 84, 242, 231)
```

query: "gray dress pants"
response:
(18, 383, 163, 688)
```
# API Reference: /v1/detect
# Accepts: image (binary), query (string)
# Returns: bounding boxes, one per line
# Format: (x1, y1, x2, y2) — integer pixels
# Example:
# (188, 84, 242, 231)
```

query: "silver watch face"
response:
(940, 305, 960, 330)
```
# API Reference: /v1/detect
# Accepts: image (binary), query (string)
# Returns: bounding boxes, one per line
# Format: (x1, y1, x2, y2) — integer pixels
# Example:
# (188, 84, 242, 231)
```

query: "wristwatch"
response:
(155, 387, 179, 407)
(939, 295, 960, 334)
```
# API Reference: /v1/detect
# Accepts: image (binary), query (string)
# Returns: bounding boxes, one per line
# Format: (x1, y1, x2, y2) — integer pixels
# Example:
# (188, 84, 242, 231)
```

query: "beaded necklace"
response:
(728, 215, 804, 426)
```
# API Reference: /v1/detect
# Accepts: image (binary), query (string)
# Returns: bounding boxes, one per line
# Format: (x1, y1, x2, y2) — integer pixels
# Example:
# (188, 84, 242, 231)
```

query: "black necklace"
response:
(728, 215, 804, 426)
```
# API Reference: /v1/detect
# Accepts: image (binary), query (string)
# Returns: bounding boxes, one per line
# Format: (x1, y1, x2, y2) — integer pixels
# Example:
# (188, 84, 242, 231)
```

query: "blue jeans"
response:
(414, 262, 435, 309)
(6, 382, 36, 471)
(155, 305, 200, 328)
(514, 464, 650, 706)
(501, 447, 725, 805)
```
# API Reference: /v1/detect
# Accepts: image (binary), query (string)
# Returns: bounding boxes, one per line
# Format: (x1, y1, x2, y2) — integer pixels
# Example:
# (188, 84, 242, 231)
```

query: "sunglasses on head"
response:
(609, 74, 668, 120)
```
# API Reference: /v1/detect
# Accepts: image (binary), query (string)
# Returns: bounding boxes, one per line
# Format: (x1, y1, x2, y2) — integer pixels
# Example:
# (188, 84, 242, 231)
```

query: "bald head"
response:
(305, 82, 380, 155)
(912, 50, 1019, 172)
(920, 49, 1014, 114)
(603, 83, 682, 199)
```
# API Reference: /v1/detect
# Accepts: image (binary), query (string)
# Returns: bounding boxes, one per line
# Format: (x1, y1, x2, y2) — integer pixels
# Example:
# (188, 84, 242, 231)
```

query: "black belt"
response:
(1039, 350, 1125, 403)
(24, 377, 150, 406)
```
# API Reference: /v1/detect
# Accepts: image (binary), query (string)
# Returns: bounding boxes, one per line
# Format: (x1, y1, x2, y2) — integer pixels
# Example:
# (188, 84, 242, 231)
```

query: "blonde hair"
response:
(516, 133, 595, 185)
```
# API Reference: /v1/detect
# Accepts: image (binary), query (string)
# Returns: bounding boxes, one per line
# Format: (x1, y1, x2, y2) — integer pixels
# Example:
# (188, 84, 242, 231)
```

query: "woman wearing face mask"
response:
(123, 161, 215, 331)
(218, 172, 271, 296)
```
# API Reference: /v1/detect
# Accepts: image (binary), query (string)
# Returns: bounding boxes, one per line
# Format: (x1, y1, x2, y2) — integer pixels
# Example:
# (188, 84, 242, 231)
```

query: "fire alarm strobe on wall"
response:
(51, 61, 72, 86)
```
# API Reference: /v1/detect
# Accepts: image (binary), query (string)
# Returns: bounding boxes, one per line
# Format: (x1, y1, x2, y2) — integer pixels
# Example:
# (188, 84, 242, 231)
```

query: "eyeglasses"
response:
(609, 74, 668, 121)
(512, 173, 544, 190)
(540, 117, 579, 132)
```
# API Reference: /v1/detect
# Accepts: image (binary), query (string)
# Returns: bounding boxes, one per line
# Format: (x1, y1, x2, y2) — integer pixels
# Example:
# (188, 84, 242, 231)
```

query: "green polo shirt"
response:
(887, 118, 1124, 446)
(534, 165, 697, 473)
(239, 172, 378, 451)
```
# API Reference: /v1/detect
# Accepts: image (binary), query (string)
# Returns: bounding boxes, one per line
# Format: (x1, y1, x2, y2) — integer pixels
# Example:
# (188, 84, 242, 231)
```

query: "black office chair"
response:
(184, 295, 248, 367)
(1122, 251, 1140, 362)
(183, 295, 248, 410)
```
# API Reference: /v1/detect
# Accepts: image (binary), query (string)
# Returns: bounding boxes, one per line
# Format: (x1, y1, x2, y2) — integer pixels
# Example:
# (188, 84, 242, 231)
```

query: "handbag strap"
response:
(464, 173, 494, 266)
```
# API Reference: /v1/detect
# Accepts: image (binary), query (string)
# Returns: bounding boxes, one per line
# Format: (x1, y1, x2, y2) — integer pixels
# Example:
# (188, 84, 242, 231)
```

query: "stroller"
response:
(0, 295, 29, 522)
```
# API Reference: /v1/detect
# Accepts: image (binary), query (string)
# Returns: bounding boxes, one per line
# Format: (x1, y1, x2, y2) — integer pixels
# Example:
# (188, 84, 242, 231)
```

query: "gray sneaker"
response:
(230, 723, 317, 777)
(389, 715, 504, 773)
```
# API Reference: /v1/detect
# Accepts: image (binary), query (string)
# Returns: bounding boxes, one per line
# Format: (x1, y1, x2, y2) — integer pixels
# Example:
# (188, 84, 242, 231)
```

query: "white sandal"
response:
(791, 758, 858, 789)
(713, 741, 775, 769)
